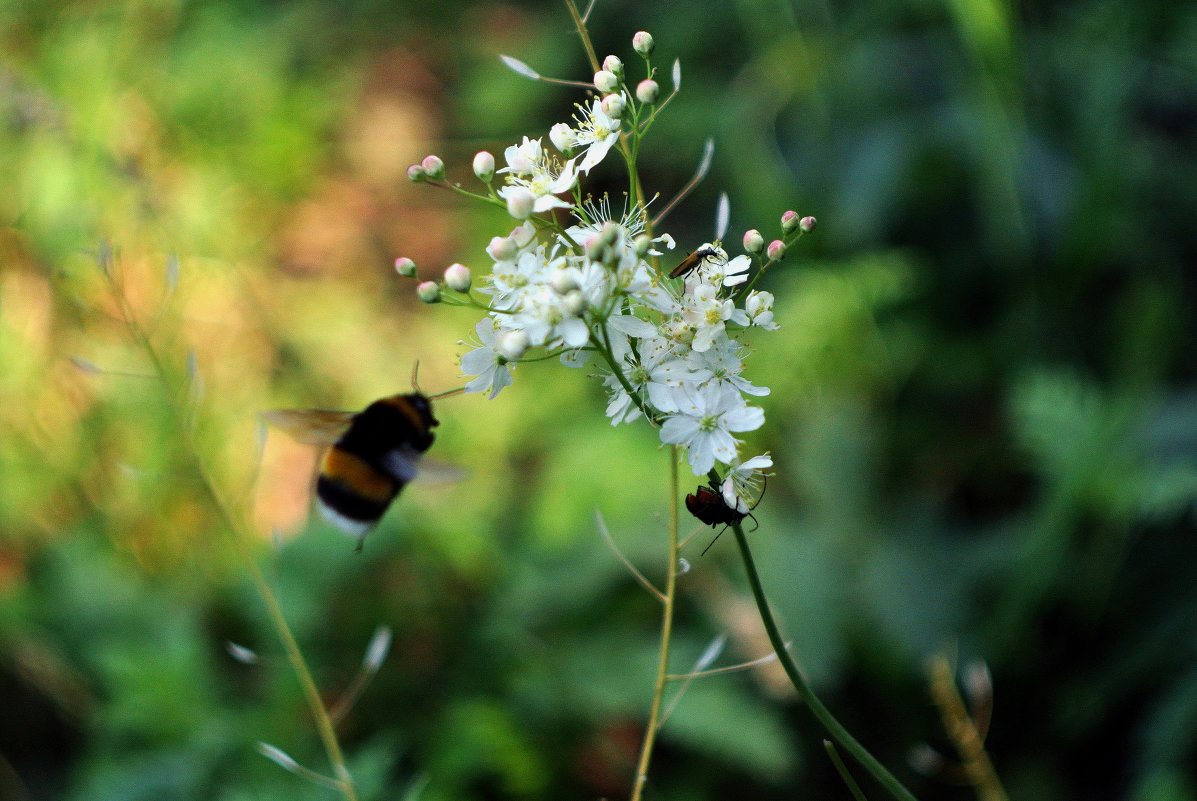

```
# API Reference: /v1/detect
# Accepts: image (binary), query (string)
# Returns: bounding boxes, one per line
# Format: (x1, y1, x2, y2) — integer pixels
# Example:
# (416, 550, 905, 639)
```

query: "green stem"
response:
(730, 523, 918, 801)
(107, 273, 360, 801)
(629, 446, 681, 801)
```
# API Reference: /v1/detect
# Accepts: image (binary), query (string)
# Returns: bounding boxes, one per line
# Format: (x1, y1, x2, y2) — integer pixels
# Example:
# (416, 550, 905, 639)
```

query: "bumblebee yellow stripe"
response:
(320, 447, 397, 504)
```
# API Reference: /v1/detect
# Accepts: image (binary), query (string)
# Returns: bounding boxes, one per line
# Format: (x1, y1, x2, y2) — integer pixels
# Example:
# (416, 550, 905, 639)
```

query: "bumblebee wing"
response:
(414, 457, 468, 485)
(262, 409, 356, 446)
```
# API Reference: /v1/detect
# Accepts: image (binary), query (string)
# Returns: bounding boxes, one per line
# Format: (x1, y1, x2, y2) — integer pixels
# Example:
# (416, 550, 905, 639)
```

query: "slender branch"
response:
(596, 510, 665, 603)
(104, 269, 360, 801)
(824, 741, 871, 801)
(731, 523, 919, 801)
(927, 655, 1008, 801)
(629, 446, 681, 801)
(564, 0, 600, 73)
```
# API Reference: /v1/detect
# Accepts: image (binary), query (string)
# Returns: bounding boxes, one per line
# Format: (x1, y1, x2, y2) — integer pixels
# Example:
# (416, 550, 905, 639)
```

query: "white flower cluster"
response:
(400, 33, 815, 513)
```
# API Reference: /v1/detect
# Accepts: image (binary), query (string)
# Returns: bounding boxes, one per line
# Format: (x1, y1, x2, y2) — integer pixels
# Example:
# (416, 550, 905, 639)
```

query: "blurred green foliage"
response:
(1, 0, 1196, 800)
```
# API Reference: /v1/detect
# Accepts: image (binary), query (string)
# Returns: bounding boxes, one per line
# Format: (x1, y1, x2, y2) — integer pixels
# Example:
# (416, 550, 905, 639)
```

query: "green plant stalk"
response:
(629, 445, 681, 801)
(109, 276, 360, 801)
(730, 523, 919, 801)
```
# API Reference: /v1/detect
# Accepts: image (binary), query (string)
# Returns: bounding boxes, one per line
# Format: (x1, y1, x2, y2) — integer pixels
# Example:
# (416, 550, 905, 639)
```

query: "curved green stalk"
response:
(730, 522, 918, 801)
(107, 272, 360, 801)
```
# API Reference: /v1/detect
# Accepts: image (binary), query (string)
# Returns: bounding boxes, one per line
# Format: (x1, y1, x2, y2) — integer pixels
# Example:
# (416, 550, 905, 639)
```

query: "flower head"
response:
(660, 384, 765, 475)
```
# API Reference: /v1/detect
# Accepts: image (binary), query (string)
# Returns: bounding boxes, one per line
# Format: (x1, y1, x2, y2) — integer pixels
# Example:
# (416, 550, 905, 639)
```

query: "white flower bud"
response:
(393, 257, 416, 277)
(505, 187, 535, 220)
(549, 122, 577, 153)
(584, 235, 607, 261)
(635, 79, 659, 104)
(742, 229, 765, 253)
(550, 269, 579, 294)
(416, 281, 440, 303)
(488, 235, 517, 262)
(601, 93, 625, 119)
(767, 239, 786, 260)
(593, 70, 619, 93)
(498, 330, 530, 361)
(511, 222, 537, 248)
(420, 154, 445, 180)
(602, 54, 623, 76)
(443, 263, 471, 292)
(472, 150, 495, 182)
(562, 289, 586, 317)
(632, 31, 655, 56)
(600, 221, 622, 246)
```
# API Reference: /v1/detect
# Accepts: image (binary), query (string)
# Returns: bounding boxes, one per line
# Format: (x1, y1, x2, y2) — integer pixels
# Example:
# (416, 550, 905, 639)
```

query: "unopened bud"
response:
(635, 79, 659, 104)
(632, 31, 655, 57)
(742, 229, 765, 254)
(550, 269, 579, 295)
(443, 263, 471, 292)
(549, 122, 577, 153)
(799, 215, 817, 233)
(780, 209, 801, 233)
(505, 187, 535, 220)
(584, 235, 608, 262)
(420, 155, 445, 180)
(562, 289, 586, 317)
(472, 151, 495, 182)
(594, 70, 619, 93)
(416, 281, 440, 303)
(407, 164, 427, 183)
(634, 235, 652, 256)
(601, 93, 625, 119)
(394, 257, 417, 277)
(766, 239, 786, 260)
(488, 236, 518, 262)
(600, 221, 622, 246)
(511, 222, 537, 248)
(498, 330, 530, 361)
(602, 54, 624, 77)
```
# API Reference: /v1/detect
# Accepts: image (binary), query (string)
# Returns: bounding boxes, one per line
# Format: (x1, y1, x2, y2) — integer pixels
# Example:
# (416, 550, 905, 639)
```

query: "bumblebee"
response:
(669, 245, 724, 278)
(264, 390, 440, 550)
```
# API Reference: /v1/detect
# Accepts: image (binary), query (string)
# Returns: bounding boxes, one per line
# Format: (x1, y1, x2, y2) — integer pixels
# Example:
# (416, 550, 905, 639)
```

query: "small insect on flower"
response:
(685, 478, 765, 555)
(669, 245, 724, 278)
(264, 366, 460, 551)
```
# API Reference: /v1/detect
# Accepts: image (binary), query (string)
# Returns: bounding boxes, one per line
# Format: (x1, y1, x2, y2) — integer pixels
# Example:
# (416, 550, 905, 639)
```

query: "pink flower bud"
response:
(632, 31, 655, 56)
(407, 164, 427, 183)
(800, 215, 817, 233)
(416, 281, 440, 303)
(766, 239, 786, 260)
(635, 79, 659, 104)
(780, 210, 800, 233)
(488, 236, 518, 262)
(742, 229, 765, 254)
(393, 257, 416, 277)
(420, 155, 445, 180)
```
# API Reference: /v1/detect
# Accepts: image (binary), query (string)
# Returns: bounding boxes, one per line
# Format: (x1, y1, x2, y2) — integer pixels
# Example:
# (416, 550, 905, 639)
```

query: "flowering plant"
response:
(404, 41, 814, 520)
(395, 12, 921, 801)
